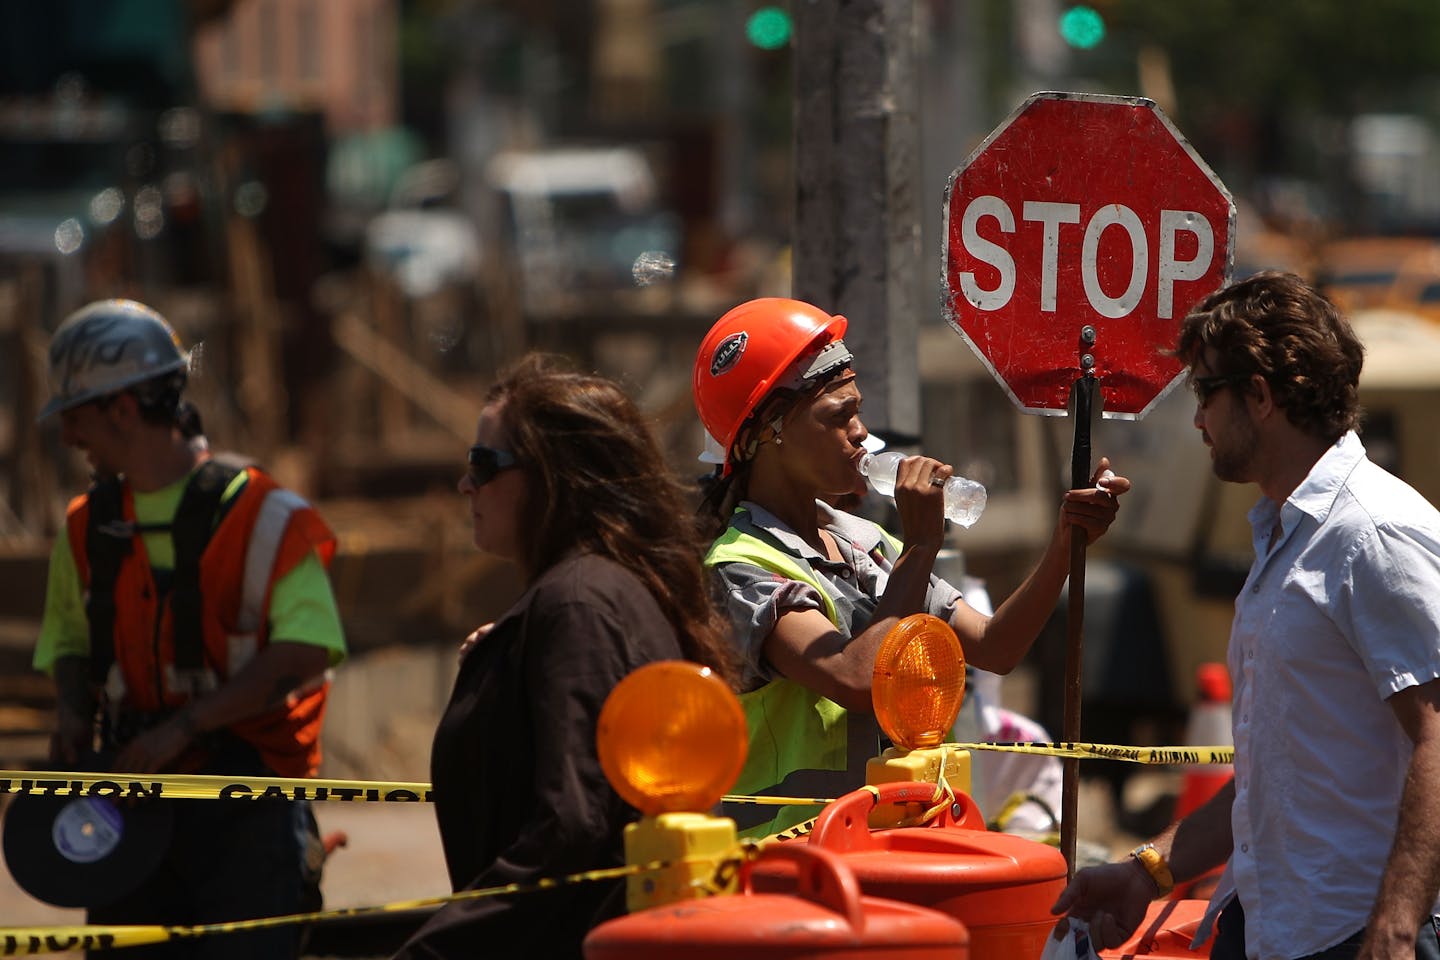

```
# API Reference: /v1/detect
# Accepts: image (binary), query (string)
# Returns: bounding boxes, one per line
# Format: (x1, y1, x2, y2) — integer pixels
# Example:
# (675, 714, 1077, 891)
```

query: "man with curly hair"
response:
(1054, 272, 1440, 960)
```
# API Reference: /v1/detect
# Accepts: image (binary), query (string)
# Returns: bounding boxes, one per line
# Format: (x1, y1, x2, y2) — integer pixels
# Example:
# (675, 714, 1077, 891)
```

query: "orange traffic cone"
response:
(1171, 662, 1232, 900)
(1174, 662, 1233, 820)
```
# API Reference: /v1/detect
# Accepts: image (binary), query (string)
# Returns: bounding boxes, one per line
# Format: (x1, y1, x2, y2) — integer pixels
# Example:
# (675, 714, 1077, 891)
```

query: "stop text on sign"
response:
(941, 92, 1234, 417)
(957, 197, 1214, 320)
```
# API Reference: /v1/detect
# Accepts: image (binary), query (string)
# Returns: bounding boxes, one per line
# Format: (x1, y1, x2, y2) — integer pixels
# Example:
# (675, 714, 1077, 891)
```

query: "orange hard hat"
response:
(692, 298, 849, 475)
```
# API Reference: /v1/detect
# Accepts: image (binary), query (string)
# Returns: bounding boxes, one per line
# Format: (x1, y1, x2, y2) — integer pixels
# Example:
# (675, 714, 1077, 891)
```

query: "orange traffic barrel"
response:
(584, 843, 969, 959)
(752, 782, 1067, 960)
(1099, 898, 1211, 960)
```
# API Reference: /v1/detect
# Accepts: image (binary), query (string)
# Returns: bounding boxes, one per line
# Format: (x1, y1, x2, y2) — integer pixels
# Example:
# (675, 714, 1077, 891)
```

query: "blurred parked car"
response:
(364, 159, 481, 301)
(484, 146, 681, 319)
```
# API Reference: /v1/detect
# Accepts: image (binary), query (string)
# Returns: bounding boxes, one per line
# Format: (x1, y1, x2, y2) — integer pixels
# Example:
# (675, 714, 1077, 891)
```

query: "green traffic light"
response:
(746, 7, 793, 50)
(1058, 5, 1106, 49)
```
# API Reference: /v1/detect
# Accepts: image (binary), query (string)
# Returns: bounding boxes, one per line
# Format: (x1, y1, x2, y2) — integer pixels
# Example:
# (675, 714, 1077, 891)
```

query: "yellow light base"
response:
(864, 745, 972, 829)
(623, 812, 739, 912)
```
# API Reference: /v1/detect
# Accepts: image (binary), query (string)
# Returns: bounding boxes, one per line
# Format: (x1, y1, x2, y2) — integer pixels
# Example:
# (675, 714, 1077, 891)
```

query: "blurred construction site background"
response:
(5, 0, 1440, 941)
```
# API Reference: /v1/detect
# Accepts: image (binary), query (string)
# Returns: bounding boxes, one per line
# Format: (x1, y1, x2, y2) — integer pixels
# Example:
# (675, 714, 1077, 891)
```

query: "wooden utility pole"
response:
(792, 0, 922, 441)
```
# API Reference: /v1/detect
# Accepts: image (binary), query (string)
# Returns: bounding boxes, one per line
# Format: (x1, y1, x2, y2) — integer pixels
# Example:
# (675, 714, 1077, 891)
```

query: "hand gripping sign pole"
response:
(942, 91, 1233, 875)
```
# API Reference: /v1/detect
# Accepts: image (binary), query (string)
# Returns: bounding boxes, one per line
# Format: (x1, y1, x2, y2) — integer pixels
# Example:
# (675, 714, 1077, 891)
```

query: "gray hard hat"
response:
(40, 299, 189, 421)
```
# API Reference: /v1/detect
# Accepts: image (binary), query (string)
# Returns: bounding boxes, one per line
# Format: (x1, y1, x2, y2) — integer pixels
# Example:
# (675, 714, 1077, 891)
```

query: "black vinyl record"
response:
(3, 792, 174, 908)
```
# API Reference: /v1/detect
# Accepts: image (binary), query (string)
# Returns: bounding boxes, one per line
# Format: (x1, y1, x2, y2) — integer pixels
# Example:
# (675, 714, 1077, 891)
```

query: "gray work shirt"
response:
(713, 500, 963, 692)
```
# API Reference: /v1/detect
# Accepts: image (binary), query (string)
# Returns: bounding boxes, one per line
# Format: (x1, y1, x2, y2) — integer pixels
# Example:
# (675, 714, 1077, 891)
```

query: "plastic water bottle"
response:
(858, 451, 987, 528)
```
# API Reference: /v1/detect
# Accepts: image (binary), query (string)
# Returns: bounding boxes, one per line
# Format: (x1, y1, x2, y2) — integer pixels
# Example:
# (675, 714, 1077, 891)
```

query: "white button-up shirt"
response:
(1201, 432, 1440, 959)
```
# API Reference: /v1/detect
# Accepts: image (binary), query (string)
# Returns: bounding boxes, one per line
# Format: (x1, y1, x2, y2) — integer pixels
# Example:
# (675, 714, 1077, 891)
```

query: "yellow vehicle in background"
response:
(1318, 236, 1440, 323)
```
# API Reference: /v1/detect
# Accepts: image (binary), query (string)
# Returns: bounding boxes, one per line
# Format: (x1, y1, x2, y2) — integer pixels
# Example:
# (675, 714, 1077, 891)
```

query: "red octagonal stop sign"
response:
(942, 92, 1234, 418)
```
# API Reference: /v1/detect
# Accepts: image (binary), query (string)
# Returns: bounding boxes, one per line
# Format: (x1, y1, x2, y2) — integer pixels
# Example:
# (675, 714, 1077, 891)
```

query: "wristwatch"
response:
(1129, 843, 1174, 896)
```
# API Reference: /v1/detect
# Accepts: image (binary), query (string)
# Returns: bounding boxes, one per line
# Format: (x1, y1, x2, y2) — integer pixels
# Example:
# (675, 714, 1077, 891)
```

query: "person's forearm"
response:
(183, 642, 330, 735)
(1361, 744, 1440, 957)
(1158, 776, 1235, 884)
(966, 528, 1070, 674)
(54, 654, 97, 719)
(966, 461, 1126, 674)
(51, 654, 99, 762)
(803, 542, 941, 710)
(1049, 771, 1227, 950)
(110, 642, 330, 775)
(871, 540, 941, 624)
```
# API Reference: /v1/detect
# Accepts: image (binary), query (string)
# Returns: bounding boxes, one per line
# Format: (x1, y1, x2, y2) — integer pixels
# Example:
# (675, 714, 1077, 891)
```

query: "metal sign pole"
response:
(1061, 358, 1096, 879)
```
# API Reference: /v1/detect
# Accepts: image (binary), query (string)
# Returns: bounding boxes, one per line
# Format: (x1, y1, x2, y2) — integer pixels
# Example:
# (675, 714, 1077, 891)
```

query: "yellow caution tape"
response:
(1, 930, 167, 956)
(0, 853, 744, 955)
(754, 816, 817, 845)
(950, 742, 1235, 764)
(0, 744, 1229, 808)
(0, 771, 431, 803)
(720, 793, 836, 806)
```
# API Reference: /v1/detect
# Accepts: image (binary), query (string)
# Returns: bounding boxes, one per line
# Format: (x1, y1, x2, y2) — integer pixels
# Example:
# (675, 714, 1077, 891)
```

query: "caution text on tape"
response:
(0, 772, 431, 803)
(952, 742, 1235, 764)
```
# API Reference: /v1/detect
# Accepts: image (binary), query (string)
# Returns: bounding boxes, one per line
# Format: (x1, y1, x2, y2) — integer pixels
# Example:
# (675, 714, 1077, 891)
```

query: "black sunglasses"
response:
(1189, 373, 1253, 406)
(466, 445, 518, 487)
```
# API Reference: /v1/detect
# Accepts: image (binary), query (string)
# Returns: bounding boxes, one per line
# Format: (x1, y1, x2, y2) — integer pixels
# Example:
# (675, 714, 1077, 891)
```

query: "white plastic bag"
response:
(1042, 918, 1102, 960)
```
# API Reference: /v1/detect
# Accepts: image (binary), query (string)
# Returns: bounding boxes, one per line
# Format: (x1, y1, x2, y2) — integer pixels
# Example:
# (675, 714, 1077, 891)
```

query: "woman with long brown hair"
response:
(395, 353, 734, 959)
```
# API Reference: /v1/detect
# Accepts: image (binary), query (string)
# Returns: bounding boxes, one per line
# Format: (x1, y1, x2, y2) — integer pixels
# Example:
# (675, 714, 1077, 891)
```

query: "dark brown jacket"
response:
(394, 551, 683, 959)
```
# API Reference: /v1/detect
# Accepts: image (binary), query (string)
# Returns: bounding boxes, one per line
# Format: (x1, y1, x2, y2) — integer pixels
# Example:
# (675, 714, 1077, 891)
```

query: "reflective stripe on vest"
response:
(229, 488, 307, 668)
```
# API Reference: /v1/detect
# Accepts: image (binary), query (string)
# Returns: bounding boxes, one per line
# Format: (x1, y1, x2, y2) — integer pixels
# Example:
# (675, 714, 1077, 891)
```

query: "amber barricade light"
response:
(596, 661, 749, 911)
(597, 660, 747, 815)
(866, 614, 972, 828)
(872, 613, 966, 749)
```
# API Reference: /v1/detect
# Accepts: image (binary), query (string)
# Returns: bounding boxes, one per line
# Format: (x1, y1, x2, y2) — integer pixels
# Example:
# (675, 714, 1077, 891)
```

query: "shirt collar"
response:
(1247, 430, 1365, 532)
(736, 499, 885, 560)
(817, 500, 887, 553)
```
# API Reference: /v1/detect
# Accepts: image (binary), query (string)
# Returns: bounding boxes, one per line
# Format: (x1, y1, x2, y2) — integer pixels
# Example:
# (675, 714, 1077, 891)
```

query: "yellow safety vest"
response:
(704, 517, 902, 837)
